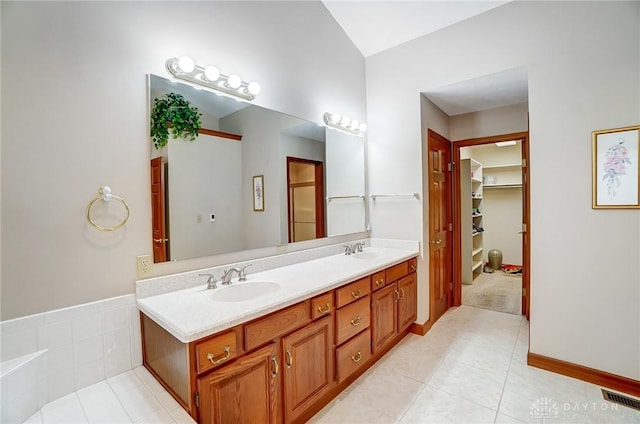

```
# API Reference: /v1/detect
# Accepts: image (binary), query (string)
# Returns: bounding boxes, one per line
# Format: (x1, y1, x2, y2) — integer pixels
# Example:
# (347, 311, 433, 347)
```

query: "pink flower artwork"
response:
(603, 140, 632, 199)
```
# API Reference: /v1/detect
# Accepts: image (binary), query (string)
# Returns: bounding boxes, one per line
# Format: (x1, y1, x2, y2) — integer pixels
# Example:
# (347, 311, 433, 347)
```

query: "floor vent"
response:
(602, 389, 640, 411)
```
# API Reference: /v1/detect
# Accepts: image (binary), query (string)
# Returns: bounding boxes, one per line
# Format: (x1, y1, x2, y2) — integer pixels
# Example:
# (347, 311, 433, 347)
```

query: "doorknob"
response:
(153, 238, 169, 243)
(431, 239, 442, 244)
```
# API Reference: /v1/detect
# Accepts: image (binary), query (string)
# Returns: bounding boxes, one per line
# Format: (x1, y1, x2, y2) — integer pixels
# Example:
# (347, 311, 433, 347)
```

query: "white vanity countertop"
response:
(137, 246, 418, 343)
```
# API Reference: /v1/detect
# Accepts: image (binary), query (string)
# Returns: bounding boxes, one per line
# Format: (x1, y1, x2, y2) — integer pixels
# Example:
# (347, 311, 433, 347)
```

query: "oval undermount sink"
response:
(211, 282, 280, 302)
(351, 250, 385, 260)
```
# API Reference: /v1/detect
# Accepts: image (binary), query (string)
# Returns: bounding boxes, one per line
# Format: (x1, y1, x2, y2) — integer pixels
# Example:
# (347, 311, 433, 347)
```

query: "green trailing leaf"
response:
(150, 93, 202, 149)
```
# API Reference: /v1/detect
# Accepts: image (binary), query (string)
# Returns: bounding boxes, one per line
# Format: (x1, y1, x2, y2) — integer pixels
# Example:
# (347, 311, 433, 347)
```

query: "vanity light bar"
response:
(323, 112, 367, 136)
(166, 57, 261, 101)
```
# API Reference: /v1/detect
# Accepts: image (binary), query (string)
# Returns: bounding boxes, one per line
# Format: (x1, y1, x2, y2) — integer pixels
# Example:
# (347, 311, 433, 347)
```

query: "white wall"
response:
(1, 1, 365, 320)
(167, 134, 243, 260)
(326, 129, 366, 236)
(367, 1, 640, 380)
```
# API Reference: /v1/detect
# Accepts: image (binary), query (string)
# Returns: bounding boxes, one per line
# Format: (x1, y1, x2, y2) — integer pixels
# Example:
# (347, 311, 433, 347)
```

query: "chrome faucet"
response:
(221, 268, 241, 285)
(353, 242, 365, 253)
(199, 273, 218, 290)
(238, 264, 252, 281)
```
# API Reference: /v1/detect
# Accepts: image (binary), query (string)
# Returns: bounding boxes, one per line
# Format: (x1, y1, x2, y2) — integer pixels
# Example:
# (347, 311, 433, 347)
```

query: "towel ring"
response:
(86, 186, 130, 231)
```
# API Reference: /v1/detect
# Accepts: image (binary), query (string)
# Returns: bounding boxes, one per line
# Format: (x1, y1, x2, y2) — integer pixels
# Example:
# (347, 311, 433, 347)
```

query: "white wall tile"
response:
(74, 358, 105, 390)
(103, 307, 130, 333)
(47, 344, 74, 372)
(37, 321, 73, 350)
(0, 327, 38, 360)
(104, 329, 132, 378)
(47, 368, 75, 403)
(72, 313, 103, 341)
(73, 335, 104, 367)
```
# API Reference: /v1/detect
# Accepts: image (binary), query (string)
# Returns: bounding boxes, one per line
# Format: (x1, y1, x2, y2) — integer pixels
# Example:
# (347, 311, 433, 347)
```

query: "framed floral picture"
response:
(253, 175, 264, 211)
(592, 125, 640, 208)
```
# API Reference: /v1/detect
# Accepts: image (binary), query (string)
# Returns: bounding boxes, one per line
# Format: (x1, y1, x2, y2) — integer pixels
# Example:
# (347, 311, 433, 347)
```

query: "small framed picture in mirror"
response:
(253, 175, 265, 211)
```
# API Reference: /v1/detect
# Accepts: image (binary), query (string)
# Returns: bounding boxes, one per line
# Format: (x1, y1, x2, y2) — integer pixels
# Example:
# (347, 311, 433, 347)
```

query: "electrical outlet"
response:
(137, 255, 152, 278)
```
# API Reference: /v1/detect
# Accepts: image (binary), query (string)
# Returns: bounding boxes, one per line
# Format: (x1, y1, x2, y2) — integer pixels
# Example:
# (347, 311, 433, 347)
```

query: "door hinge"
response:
(448, 162, 454, 172)
(522, 288, 527, 297)
(195, 391, 200, 408)
(522, 158, 527, 167)
(448, 223, 453, 231)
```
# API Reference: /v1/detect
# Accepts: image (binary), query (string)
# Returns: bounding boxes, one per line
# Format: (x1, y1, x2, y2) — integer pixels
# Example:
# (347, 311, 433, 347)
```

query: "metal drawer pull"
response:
(351, 351, 362, 363)
(317, 303, 331, 314)
(351, 288, 362, 298)
(399, 288, 405, 299)
(394, 290, 400, 301)
(207, 345, 231, 365)
(286, 348, 293, 368)
(351, 316, 361, 327)
(271, 355, 279, 377)
(410, 264, 416, 271)
(375, 279, 384, 286)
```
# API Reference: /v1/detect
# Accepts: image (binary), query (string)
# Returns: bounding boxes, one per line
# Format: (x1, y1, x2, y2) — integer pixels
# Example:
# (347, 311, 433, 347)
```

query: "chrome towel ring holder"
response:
(86, 186, 130, 231)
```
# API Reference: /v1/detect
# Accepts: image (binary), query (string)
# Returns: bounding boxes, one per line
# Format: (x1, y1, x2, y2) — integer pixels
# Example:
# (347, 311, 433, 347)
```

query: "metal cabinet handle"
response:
(271, 355, 279, 377)
(207, 345, 231, 365)
(375, 278, 384, 287)
(351, 351, 362, 363)
(351, 288, 362, 299)
(399, 288, 405, 300)
(351, 316, 361, 327)
(317, 303, 331, 314)
(286, 348, 293, 368)
(394, 290, 400, 302)
(410, 264, 416, 271)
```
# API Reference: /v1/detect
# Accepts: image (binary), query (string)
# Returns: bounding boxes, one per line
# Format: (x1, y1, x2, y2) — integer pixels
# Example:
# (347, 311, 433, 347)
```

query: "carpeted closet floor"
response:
(462, 271, 522, 315)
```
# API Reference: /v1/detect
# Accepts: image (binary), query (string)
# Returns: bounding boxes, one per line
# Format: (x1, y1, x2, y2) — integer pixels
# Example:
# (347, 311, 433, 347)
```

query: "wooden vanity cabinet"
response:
(371, 261, 417, 354)
(197, 343, 280, 424)
(142, 257, 418, 424)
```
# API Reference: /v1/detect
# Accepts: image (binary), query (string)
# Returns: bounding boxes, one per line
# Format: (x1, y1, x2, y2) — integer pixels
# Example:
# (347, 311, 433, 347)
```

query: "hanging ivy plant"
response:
(150, 93, 202, 149)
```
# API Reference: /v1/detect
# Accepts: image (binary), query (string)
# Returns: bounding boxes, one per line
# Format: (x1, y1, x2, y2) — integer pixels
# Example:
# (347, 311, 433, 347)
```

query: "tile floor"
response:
(24, 305, 640, 424)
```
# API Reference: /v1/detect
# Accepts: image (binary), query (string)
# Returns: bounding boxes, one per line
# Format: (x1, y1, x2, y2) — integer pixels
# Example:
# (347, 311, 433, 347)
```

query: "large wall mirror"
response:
(149, 75, 367, 263)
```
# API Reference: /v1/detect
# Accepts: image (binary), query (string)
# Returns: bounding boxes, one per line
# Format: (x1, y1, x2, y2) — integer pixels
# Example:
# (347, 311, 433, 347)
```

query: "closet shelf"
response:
(472, 248, 483, 256)
(483, 184, 522, 189)
(483, 163, 521, 170)
(472, 261, 484, 271)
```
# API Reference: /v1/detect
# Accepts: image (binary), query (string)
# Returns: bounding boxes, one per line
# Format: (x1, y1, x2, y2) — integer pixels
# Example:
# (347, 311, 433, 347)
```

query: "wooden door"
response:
(371, 283, 397, 354)
(150, 157, 167, 263)
(397, 273, 417, 333)
(287, 157, 325, 243)
(521, 137, 531, 319)
(197, 343, 280, 424)
(427, 130, 453, 324)
(282, 316, 334, 423)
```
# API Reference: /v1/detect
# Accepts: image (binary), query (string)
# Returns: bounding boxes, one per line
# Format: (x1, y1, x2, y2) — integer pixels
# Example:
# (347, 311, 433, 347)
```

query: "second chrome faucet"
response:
(221, 264, 252, 285)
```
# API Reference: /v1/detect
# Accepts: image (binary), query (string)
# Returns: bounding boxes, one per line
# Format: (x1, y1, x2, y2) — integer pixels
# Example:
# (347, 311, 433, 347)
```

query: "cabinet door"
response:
(282, 316, 335, 423)
(371, 283, 398, 354)
(197, 343, 280, 424)
(397, 273, 417, 333)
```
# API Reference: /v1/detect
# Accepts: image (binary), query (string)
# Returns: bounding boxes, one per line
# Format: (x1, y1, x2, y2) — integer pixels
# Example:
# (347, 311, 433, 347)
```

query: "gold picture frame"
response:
(253, 175, 264, 211)
(592, 125, 640, 209)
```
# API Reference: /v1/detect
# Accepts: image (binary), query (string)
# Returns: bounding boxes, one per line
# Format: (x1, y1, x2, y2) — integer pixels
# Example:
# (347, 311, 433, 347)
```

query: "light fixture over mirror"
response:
(166, 56, 261, 101)
(323, 112, 367, 135)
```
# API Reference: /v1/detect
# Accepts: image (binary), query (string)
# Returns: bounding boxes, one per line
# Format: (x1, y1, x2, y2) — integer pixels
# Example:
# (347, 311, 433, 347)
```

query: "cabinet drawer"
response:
(408, 257, 417, 273)
(386, 261, 409, 283)
(336, 277, 370, 308)
(336, 330, 371, 383)
(336, 297, 370, 345)
(371, 270, 386, 292)
(195, 330, 237, 374)
(244, 300, 311, 351)
(311, 291, 334, 320)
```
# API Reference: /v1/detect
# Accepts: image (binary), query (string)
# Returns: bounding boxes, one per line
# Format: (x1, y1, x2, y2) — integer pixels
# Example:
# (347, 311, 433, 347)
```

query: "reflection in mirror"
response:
(149, 75, 366, 263)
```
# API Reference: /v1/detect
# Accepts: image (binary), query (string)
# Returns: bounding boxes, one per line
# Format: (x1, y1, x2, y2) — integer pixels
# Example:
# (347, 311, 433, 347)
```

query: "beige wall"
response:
(1, 1, 366, 320)
(367, 1, 640, 380)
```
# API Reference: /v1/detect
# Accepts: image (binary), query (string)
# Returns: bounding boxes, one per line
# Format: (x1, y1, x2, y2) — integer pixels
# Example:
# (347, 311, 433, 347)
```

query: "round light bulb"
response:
(330, 113, 341, 124)
(177, 56, 195, 73)
(204, 66, 220, 81)
(349, 120, 360, 130)
(247, 81, 261, 95)
(227, 74, 242, 89)
(340, 116, 351, 127)
(359, 123, 367, 132)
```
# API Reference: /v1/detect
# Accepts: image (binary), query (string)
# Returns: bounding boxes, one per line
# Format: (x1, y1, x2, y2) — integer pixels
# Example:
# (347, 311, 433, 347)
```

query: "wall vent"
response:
(601, 389, 640, 411)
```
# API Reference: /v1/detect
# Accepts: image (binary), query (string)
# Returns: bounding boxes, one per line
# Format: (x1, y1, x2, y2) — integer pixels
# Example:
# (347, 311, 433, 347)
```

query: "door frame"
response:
(286, 157, 326, 243)
(452, 131, 530, 318)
